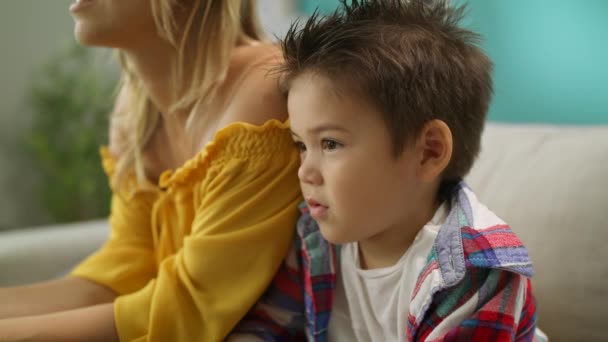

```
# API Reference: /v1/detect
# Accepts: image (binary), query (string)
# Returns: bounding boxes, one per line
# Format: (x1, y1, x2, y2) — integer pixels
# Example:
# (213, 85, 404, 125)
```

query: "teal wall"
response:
(298, 0, 342, 15)
(298, 0, 608, 124)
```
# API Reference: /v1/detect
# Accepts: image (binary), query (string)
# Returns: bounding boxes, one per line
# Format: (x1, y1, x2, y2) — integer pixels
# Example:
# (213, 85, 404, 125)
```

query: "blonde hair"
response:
(114, 0, 264, 191)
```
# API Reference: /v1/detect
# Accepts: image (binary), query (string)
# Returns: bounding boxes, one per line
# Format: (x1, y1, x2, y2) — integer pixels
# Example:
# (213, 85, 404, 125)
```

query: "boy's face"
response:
(288, 73, 430, 245)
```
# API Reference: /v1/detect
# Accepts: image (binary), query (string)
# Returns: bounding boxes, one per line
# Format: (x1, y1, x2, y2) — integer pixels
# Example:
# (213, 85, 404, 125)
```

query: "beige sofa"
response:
(1, 123, 607, 341)
(466, 123, 608, 341)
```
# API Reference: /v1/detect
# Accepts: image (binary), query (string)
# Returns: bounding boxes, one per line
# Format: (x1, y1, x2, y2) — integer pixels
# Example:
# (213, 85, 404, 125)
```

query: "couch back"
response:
(466, 123, 608, 341)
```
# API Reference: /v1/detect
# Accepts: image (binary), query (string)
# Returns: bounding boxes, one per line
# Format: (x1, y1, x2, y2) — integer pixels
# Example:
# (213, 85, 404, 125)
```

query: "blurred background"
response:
(0, 0, 301, 231)
(0, 0, 606, 231)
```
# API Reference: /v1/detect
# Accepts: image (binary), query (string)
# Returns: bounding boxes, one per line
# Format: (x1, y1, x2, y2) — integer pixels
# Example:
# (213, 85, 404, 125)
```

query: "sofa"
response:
(1, 122, 607, 341)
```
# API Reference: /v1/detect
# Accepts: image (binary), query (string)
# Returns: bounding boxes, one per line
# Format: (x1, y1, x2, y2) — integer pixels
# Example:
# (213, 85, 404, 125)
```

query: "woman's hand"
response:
(0, 303, 118, 342)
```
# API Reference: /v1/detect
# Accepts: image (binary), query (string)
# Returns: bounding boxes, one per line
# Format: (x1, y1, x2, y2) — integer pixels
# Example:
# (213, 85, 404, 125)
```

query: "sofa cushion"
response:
(466, 123, 608, 341)
(0, 220, 108, 287)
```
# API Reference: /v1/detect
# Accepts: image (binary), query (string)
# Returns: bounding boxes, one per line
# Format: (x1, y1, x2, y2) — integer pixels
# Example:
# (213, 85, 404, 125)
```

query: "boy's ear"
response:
(415, 119, 453, 182)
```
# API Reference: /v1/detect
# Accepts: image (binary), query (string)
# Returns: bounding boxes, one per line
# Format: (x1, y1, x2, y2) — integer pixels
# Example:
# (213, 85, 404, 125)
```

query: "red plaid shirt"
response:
(232, 183, 541, 341)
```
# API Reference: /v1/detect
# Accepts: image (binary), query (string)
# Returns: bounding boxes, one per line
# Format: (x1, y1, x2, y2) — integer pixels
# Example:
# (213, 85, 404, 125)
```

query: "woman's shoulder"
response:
(222, 42, 288, 127)
(234, 41, 283, 68)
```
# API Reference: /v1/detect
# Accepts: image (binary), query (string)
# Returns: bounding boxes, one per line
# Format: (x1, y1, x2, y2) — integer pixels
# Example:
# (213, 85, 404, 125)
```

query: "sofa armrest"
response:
(0, 220, 109, 287)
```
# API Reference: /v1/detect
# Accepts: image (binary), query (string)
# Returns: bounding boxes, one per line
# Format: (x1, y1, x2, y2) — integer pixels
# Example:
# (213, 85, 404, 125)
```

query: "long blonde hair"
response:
(114, 0, 264, 191)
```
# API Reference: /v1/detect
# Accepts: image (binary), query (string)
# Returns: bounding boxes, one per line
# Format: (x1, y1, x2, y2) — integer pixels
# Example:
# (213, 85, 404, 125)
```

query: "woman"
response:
(0, 0, 301, 340)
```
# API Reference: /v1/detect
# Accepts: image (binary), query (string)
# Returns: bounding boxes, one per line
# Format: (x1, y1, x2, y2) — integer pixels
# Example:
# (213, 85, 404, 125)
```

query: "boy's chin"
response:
(319, 225, 353, 245)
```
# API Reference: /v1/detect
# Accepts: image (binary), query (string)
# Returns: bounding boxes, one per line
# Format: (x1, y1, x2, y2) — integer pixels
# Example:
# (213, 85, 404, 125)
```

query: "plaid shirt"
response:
(232, 182, 540, 341)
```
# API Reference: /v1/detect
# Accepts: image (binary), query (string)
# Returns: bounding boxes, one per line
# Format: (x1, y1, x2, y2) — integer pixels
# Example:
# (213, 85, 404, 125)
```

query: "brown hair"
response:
(280, 0, 493, 181)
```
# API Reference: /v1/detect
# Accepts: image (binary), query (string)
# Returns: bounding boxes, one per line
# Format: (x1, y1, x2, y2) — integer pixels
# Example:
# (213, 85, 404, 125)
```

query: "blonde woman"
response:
(0, 0, 301, 340)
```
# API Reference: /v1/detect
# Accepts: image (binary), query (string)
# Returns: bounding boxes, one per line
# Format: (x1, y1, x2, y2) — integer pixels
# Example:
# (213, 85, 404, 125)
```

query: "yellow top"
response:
(71, 120, 302, 341)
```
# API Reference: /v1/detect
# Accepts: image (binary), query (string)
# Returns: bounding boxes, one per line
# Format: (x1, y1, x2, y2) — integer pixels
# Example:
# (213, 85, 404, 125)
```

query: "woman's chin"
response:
(73, 25, 114, 48)
(74, 24, 97, 45)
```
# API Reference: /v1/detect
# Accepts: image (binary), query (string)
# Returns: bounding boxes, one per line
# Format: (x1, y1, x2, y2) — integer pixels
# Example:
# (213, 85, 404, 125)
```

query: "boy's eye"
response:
(294, 141, 306, 153)
(321, 139, 341, 151)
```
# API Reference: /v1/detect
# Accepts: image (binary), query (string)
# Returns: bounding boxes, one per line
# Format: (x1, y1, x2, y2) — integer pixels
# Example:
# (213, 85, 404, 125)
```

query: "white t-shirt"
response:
(328, 204, 448, 342)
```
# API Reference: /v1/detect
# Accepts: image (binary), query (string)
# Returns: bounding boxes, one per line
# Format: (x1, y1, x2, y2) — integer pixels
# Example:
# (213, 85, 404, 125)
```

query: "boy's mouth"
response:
(306, 198, 329, 219)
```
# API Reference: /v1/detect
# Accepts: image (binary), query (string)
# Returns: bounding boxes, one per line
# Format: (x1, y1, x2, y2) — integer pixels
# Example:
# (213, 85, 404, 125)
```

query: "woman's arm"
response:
(0, 277, 116, 319)
(0, 302, 117, 342)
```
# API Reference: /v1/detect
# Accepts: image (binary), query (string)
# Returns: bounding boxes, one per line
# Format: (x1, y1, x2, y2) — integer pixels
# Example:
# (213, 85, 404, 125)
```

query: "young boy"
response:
(233, 0, 542, 341)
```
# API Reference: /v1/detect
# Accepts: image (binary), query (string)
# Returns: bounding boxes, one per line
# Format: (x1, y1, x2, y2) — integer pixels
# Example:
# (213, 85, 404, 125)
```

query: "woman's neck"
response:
(119, 32, 263, 167)
(122, 32, 257, 118)
(122, 40, 186, 117)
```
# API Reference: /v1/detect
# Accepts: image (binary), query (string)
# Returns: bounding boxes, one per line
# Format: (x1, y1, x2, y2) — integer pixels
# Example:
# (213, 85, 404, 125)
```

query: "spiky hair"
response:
(280, 0, 493, 182)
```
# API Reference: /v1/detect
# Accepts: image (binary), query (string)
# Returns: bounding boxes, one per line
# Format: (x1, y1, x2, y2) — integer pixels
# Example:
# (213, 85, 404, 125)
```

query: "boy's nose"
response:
(298, 159, 322, 185)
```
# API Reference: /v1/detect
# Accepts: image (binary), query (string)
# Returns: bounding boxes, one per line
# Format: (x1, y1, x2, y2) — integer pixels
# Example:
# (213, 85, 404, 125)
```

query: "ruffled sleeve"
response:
(70, 147, 159, 295)
(112, 121, 303, 341)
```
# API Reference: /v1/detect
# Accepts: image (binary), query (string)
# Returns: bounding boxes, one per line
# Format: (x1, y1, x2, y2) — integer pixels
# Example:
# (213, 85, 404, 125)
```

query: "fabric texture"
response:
(71, 120, 302, 342)
(233, 182, 541, 341)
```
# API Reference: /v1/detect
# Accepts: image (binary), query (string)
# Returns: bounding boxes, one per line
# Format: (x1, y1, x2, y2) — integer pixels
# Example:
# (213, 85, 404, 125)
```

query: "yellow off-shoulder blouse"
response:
(71, 120, 302, 341)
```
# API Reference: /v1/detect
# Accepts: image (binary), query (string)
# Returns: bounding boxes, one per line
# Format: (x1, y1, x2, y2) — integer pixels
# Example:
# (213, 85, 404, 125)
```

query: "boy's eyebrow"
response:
(291, 124, 350, 137)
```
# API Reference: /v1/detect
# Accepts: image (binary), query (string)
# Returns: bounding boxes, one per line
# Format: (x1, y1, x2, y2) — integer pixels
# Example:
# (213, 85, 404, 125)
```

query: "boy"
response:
(233, 0, 542, 340)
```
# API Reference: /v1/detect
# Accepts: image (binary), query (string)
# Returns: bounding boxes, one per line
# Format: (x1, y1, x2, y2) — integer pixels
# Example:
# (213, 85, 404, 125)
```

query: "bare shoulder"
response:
(223, 43, 288, 126)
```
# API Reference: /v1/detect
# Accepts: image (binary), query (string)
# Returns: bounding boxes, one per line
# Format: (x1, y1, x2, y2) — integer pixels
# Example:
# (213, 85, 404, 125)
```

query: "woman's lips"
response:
(70, 0, 96, 13)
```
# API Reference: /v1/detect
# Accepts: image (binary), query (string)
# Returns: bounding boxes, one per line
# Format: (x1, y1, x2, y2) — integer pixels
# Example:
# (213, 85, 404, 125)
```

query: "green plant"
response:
(24, 43, 117, 223)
